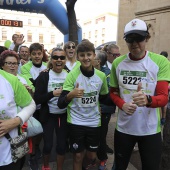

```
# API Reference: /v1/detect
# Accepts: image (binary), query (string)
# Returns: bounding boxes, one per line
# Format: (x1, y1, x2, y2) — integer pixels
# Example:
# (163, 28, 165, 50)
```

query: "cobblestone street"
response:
(23, 114, 137, 170)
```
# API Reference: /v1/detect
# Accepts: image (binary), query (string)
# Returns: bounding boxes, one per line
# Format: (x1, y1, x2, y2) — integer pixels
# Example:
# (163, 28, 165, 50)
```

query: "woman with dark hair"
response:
(34, 48, 68, 170)
(0, 50, 34, 96)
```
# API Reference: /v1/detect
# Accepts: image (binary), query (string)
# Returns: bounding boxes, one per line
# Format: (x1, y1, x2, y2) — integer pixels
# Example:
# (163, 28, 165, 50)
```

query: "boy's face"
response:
(30, 50, 43, 65)
(77, 51, 96, 71)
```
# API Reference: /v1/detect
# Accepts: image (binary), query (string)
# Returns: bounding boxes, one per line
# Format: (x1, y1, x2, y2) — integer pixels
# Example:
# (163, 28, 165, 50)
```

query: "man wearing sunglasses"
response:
(109, 18, 170, 170)
(106, 44, 120, 70)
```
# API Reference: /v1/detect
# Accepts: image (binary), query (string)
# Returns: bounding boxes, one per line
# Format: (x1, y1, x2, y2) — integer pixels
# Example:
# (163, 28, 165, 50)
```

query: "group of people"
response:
(0, 18, 169, 170)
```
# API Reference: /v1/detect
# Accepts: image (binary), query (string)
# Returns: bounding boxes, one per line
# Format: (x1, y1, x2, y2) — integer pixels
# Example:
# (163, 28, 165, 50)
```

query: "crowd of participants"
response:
(0, 18, 170, 170)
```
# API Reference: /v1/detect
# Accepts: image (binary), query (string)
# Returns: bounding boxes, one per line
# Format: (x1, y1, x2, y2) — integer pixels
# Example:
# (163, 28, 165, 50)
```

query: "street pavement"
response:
(23, 114, 139, 170)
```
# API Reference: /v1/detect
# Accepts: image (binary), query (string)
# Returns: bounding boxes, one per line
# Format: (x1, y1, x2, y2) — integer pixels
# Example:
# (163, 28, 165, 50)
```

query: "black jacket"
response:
(34, 70, 54, 123)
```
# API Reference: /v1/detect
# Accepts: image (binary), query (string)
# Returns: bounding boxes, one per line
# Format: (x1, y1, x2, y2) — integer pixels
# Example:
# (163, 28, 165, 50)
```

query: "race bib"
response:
(48, 82, 63, 91)
(54, 83, 63, 90)
(119, 70, 147, 90)
(78, 91, 98, 107)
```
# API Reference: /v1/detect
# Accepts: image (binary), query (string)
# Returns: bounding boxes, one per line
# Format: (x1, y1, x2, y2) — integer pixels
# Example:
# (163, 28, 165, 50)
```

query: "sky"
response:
(59, 0, 119, 20)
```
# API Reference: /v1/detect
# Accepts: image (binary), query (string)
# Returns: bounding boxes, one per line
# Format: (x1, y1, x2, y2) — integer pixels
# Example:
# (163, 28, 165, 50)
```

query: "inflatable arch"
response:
(0, 0, 82, 43)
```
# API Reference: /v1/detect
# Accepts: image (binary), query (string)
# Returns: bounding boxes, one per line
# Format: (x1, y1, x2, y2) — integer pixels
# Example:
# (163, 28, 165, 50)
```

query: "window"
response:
(15, 32, 20, 35)
(94, 41, 97, 47)
(84, 21, 91, 26)
(27, 31, 32, 42)
(51, 34, 55, 44)
(102, 28, 105, 37)
(39, 20, 42, 26)
(95, 30, 98, 38)
(39, 34, 43, 43)
(2, 28, 7, 40)
(83, 33, 85, 39)
(28, 19, 31, 26)
(95, 16, 105, 24)
(89, 31, 91, 39)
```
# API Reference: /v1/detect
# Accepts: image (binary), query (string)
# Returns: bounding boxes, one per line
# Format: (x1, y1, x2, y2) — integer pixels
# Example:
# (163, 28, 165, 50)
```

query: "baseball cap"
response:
(124, 19, 148, 38)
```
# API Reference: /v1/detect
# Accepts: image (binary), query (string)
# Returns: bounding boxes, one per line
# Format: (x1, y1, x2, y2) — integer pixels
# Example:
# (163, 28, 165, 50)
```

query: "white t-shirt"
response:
(66, 61, 77, 71)
(8, 42, 15, 50)
(106, 61, 112, 70)
(110, 51, 170, 136)
(21, 61, 47, 80)
(63, 67, 108, 127)
(0, 70, 32, 166)
(48, 70, 67, 114)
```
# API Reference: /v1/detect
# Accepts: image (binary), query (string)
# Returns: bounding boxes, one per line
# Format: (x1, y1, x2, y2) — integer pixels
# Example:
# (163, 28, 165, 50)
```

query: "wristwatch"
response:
(146, 95, 152, 107)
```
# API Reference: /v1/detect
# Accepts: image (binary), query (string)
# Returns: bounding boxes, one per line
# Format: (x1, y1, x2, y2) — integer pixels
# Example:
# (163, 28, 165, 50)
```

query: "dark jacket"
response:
(100, 66, 116, 114)
(34, 71, 53, 123)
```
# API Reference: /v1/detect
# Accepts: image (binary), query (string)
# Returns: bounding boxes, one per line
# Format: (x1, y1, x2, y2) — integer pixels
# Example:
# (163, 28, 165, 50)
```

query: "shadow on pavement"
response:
(23, 114, 141, 170)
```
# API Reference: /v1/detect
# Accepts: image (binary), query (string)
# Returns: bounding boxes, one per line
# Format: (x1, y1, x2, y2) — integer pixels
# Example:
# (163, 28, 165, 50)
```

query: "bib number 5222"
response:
(123, 76, 141, 85)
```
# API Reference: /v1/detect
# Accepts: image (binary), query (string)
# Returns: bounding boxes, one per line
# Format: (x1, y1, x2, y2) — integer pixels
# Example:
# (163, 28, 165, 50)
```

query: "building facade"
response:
(0, 8, 118, 50)
(80, 12, 118, 47)
(117, 0, 170, 57)
(0, 9, 63, 52)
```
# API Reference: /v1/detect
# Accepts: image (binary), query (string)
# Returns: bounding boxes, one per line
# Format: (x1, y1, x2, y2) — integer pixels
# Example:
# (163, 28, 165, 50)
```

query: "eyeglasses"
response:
(67, 45, 75, 49)
(52, 55, 66, 60)
(125, 35, 146, 44)
(4, 62, 19, 66)
(107, 51, 120, 57)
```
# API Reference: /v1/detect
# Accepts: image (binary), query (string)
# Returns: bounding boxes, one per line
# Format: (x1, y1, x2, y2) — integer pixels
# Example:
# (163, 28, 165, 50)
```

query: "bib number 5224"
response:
(82, 96, 96, 104)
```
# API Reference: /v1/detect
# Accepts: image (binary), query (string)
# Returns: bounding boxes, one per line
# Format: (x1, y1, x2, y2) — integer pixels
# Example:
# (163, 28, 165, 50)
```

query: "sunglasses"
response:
(67, 45, 75, 49)
(107, 51, 121, 57)
(125, 35, 146, 44)
(52, 55, 66, 60)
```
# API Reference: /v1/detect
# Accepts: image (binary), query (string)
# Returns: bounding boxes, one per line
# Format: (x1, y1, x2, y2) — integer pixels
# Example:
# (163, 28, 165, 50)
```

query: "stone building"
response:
(80, 12, 118, 47)
(117, 0, 170, 58)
